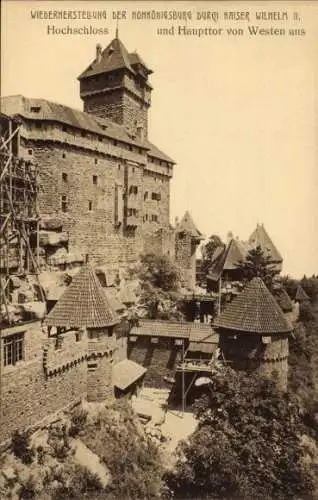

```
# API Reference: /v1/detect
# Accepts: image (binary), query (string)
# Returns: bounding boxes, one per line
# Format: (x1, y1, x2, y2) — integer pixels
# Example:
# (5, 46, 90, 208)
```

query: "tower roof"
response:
(214, 277, 293, 334)
(223, 239, 248, 270)
(295, 285, 310, 302)
(248, 223, 282, 262)
(78, 38, 152, 80)
(45, 264, 119, 328)
(207, 238, 248, 281)
(273, 287, 293, 312)
(0, 95, 173, 164)
(176, 211, 203, 240)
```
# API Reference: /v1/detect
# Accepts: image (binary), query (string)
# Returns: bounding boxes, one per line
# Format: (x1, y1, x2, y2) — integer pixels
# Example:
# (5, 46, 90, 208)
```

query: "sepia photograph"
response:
(0, 1, 318, 498)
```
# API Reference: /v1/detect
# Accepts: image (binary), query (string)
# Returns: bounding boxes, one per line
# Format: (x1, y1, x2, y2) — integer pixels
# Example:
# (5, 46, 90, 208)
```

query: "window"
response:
(94, 158, 98, 164)
(151, 214, 158, 222)
(114, 184, 123, 226)
(28, 149, 33, 156)
(81, 130, 86, 138)
(144, 191, 148, 200)
(30, 106, 41, 113)
(62, 125, 67, 132)
(88, 200, 93, 211)
(130, 186, 138, 195)
(61, 195, 68, 212)
(62, 172, 68, 182)
(93, 175, 98, 185)
(3, 333, 24, 366)
(62, 152, 66, 158)
(35, 122, 41, 129)
(128, 208, 138, 217)
(151, 192, 159, 201)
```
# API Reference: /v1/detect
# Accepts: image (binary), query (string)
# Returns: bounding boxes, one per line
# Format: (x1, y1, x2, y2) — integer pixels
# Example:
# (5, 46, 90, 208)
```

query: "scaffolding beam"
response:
(0, 113, 43, 325)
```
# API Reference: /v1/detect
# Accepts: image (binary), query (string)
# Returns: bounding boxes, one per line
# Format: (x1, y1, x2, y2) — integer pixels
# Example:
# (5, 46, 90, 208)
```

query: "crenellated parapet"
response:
(43, 329, 88, 376)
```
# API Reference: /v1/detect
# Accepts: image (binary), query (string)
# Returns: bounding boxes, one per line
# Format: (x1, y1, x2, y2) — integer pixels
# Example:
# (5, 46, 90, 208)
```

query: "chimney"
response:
(96, 44, 102, 63)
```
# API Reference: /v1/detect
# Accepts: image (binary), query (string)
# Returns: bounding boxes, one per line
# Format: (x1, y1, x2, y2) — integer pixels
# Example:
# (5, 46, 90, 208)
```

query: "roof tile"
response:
(45, 264, 119, 328)
(213, 277, 293, 334)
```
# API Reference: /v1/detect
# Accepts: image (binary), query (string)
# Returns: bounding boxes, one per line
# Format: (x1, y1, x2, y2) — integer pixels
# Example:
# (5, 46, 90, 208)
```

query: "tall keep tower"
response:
(78, 36, 153, 138)
(214, 277, 293, 391)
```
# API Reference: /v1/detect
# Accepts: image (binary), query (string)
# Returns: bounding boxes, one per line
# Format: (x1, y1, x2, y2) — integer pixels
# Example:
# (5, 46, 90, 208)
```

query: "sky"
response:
(1, 0, 318, 278)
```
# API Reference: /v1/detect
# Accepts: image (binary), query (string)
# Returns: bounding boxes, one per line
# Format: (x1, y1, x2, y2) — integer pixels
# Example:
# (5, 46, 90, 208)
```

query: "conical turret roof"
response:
(273, 287, 293, 312)
(214, 277, 292, 334)
(248, 223, 282, 262)
(295, 285, 310, 302)
(45, 264, 119, 328)
(176, 211, 203, 240)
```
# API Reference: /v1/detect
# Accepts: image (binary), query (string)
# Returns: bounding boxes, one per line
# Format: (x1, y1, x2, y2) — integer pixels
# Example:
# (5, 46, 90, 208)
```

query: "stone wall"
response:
(17, 133, 169, 269)
(219, 332, 289, 391)
(0, 321, 87, 442)
(0, 320, 131, 442)
(86, 328, 117, 402)
(175, 232, 197, 290)
(18, 130, 171, 273)
(127, 337, 183, 388)
(81, 72, 151, 136)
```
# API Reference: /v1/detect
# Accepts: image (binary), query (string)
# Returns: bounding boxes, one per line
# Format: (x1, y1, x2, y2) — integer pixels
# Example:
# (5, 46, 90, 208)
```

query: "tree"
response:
(166, 368, 316, 499)
(288, 295, 318, 440)
(137, 254, 184, 320)
(201, 235, 224, 276)
(138, 253, 181, 292)
(235, 245, 279, 288)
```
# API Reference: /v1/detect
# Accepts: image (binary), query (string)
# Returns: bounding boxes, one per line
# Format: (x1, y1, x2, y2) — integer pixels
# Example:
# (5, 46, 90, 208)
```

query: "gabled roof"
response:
(78, 38, 152, 81)
(223, 239, 247, 270)
(248, 223, 282, 262)
(129, 51, 153, 74)
(44, 264, 119, 328)
(130, 319, 214, 340)
(295, 285, 310, 302)
(78, 38, 134, 80)
(0, 95, 173, 164)
(145, 139, 175, 163)
(273, 287, 293, 312)
(207, 238, 247, 281)
(213, 277, 293, 334)
(176, 211, 203, 240)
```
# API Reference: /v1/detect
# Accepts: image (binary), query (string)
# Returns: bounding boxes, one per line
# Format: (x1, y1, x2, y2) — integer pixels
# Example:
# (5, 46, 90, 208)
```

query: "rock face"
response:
(39, 231, 69, 247)
(40, 217, 63, 231)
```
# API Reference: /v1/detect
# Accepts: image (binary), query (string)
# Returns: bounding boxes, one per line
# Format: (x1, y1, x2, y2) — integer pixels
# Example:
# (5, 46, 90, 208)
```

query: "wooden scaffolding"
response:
(0, 112, 41, 324)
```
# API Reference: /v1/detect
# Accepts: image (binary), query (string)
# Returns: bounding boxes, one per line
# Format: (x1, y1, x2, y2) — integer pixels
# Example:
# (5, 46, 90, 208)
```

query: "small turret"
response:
(214, 277, 293, 391)
(175, 211, 203, 290)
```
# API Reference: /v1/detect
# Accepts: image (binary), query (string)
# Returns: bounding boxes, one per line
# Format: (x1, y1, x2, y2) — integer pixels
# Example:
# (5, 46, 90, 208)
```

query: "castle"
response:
(0, 35, 296, 445)
(0, 35, 201, 290)
(0, 35, 203, 443)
